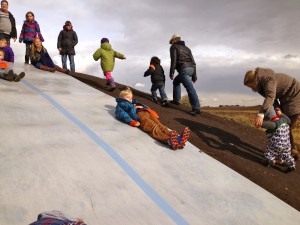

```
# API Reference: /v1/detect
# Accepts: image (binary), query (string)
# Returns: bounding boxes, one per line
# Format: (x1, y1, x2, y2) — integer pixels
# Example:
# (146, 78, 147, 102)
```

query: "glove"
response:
(129, 120, 140, 127)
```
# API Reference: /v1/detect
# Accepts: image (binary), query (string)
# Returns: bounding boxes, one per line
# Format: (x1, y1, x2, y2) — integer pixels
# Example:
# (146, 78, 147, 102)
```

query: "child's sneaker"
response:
(286, 166, 296, 173)
(167, 130, 179, 150)
(178, 127, 191, 149)
(14, 72, 25, 82)
(267, 160, 275, 168)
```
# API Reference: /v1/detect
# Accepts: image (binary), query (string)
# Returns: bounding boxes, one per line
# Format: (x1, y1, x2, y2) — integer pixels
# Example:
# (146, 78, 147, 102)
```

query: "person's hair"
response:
(150, 56, 160, 65)
(30, 37, 47, 61)
(64, 20, 73, 29)
(0, 37, 8, 44)
(119, 87, 132, 98)
(1, 0, 8, 5)
(244, 70, 257, 86)
(25, 11, 35, 19)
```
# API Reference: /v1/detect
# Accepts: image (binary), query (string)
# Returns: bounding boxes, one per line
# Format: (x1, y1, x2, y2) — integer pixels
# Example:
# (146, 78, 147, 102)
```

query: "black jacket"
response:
(57, 28, 78, 55)
(144, 63, 166, 84)
(169, 41, 197, 81)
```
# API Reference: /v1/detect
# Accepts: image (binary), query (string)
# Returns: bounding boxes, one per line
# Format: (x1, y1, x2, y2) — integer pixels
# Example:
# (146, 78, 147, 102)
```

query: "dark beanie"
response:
(101, 38, 109, 44)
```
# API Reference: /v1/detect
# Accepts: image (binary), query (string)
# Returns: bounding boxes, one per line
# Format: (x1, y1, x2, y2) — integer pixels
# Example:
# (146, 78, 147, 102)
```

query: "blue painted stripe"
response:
(22, 79, 190, 225)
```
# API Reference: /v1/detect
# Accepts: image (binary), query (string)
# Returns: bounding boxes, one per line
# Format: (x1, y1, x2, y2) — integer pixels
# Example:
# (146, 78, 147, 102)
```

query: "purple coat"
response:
(19, 20, 44, 43)
(1, 45, 14, 62)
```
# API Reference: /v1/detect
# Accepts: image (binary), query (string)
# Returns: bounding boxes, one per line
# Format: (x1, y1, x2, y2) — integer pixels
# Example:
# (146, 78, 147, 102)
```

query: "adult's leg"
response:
(69, 55, 75, 72)
(61, 55, 67, 69)
(180, 67, 200, 110)
(173, 75, 182, 103)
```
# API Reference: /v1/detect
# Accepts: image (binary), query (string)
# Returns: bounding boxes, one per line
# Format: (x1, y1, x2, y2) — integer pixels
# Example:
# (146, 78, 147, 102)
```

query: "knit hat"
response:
(101, 38, 109, 44)
(169, 34, 180, 44)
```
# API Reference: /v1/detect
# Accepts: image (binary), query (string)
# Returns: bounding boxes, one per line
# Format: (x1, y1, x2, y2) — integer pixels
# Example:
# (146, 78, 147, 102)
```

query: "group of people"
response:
(1, 1, 299, 170)
(0, 0, 78, 81)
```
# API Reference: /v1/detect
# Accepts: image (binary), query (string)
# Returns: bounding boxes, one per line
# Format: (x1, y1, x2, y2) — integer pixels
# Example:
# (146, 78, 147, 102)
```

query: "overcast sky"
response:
(7, 0, 300, 106)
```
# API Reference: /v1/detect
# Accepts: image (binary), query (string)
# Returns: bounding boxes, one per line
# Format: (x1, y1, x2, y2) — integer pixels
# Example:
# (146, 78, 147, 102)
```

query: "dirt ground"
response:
(71, 72, 300, 212)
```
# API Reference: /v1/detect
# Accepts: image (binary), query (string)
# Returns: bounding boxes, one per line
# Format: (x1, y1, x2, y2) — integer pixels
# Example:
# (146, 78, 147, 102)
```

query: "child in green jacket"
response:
(93, 37, 126, 91)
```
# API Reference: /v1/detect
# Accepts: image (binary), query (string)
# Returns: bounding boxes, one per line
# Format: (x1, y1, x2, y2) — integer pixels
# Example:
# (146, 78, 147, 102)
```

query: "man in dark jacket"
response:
(0, 0, 17, 43)
(169, 34, 201, 115)
(57, 21, 78, 72)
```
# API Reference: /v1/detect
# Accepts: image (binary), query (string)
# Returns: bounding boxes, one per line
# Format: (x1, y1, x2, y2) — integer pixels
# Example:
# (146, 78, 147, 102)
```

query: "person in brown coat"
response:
(244, 67, 300, 159)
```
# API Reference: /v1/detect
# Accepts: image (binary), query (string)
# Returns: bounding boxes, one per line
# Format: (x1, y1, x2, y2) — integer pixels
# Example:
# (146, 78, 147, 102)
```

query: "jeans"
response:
(151, 83, 168, 101)
(173, 67, 200, 110)
(61, 55, 75, 72)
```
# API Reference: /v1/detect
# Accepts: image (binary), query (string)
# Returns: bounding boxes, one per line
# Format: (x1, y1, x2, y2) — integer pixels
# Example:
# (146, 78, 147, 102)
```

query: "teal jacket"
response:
(93, 42, 125, 72)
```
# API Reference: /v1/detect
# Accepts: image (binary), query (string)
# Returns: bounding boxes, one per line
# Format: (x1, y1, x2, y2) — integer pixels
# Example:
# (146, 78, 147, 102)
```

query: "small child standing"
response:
(0, 49, 25, 82)
(262, 107, 296, 172)
(93, 37, 126, 91)
(0, 37, 14, 62)
(115, 87, 190, 150)
(144, 56, 168, 106)
(19, 11, 44, 64)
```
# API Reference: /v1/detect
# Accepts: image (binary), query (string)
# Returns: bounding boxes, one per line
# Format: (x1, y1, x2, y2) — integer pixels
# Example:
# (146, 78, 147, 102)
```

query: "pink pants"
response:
(103, 71, 112, 80)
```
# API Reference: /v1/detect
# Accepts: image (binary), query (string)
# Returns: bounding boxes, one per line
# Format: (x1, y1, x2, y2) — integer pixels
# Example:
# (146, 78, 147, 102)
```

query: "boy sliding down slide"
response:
(115, 87, 190, 150)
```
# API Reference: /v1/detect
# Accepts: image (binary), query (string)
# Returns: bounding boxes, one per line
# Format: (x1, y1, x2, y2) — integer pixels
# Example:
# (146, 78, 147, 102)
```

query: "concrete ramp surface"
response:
(0, 64, 299, 225)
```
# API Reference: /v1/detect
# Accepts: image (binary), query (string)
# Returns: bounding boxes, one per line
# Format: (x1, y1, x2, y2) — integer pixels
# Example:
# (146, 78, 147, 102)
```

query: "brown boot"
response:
(55, 65, 70, 74)
(13, 72, 25, 82)
(3, 70, 14, 81)
(39, 65, 55, 72)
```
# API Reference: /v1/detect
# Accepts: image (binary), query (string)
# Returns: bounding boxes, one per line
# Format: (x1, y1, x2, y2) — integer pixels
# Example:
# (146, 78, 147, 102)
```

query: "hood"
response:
(101, 42, 112, 51)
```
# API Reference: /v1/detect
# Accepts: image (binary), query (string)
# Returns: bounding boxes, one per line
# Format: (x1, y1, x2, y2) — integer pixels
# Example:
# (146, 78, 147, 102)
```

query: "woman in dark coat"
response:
(244, 67, 300, 159)
(57, 21, 78, 72)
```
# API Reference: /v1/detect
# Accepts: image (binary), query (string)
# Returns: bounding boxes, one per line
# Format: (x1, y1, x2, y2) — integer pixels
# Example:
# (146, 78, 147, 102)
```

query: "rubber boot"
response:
(3, 70, 14, 81)
(107, 78, 116, 91)
(40, 65, 56, 72)
(13, 72, 25, 82)
(55, 65, 70, 74)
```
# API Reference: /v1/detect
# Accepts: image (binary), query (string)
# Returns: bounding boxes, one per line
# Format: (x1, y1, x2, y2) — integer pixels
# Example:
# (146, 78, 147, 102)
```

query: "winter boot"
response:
(107, 78, 116, 91)
(177, 127, 191, 149)
(167, 130, 179, 150)
(55, 65, 70, 74)
(40, 65, 56, 72)
(3, 70, 14, 81)
(13, 72, 25, 82)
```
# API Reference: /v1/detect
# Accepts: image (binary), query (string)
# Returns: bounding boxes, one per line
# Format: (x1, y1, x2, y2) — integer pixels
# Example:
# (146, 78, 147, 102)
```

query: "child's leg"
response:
(25, 42, 32, 63)
(264, 145, 276, 166)
(104, 72, 115, 90)
(0, 69, 14, 81)
(150, 84, 158, 102)
(158, 84, 168, 101)
(280, 145, 296, 168)
(138, 111, 170, 143)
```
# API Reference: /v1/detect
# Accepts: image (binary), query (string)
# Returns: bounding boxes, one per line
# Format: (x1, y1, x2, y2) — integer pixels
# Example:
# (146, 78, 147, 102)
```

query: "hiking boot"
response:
(188, 109, 202, 116)
(14, 72, 25, 82)
(171, 100, 180, 105)
(161, 100, 169, 107)
(167, 130, 179, 150)
(178, 127, 191, 149)
(152, 97, 158, 103)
